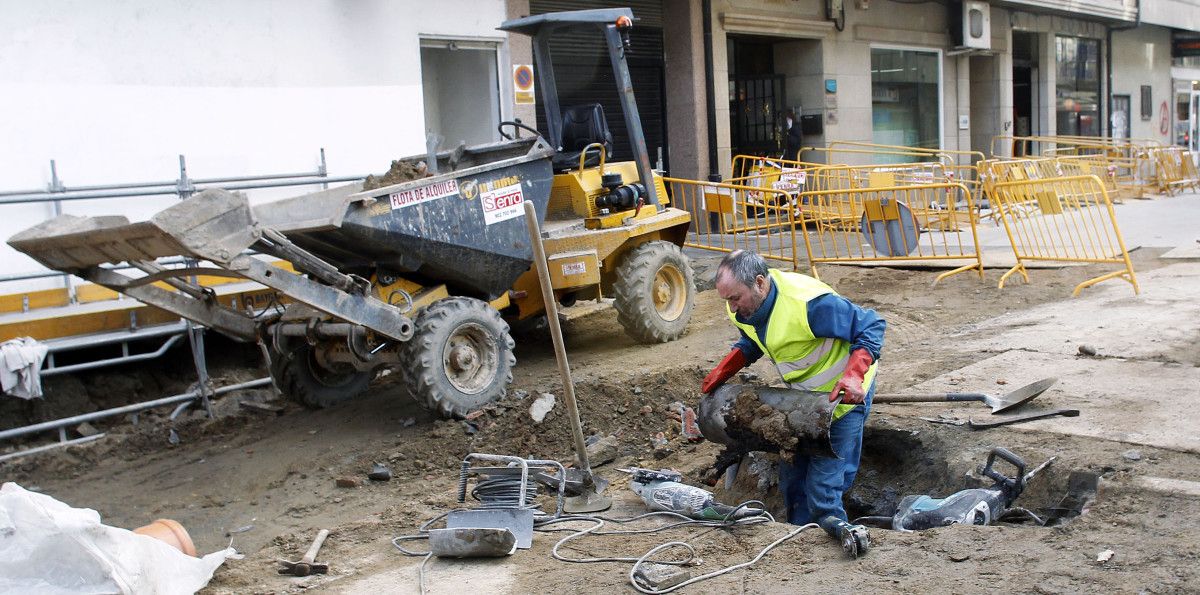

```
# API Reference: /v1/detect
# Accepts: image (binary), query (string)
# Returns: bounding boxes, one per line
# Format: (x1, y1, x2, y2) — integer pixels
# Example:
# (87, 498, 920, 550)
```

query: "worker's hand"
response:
(830, 348, 873, 404)
(701, 348, 748, 394)
(831, 375, 865, 404)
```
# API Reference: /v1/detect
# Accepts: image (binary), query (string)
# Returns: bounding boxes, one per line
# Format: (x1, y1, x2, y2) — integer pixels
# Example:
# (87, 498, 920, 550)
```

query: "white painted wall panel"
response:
(0, 0, 507, 287)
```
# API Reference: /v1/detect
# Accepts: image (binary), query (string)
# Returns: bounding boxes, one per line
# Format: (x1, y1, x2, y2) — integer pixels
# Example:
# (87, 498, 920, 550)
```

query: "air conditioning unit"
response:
(951, 1, 991, 51)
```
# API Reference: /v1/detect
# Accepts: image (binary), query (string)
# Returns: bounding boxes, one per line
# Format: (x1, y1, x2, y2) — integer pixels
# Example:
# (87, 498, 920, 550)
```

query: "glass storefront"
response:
(1055, 36, 1101, 137)
(871, 48, 941, 161)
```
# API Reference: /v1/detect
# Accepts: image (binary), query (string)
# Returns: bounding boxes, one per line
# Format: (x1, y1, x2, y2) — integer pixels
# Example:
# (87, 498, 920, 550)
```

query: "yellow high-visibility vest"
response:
(727, 269, 877, 421)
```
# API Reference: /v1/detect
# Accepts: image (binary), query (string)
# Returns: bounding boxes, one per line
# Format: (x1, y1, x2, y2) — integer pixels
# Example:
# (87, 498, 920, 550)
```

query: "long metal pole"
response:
(0, 378, 271, 442)
(603, 23, 661, 209)
(0, 175, 368, 205)
(521, 201, 595, 486)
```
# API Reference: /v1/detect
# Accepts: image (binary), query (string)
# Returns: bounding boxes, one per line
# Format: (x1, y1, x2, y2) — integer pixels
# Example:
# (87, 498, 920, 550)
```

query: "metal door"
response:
(730, 75, 786, 156)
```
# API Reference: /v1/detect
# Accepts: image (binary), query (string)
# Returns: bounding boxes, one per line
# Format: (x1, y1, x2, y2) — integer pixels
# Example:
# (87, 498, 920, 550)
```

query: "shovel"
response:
(874, 377, 1057, 415)
(524, 202, 611, 514)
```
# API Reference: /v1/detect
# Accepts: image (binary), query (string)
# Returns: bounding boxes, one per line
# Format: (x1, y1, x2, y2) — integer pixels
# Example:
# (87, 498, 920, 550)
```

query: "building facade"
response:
(3, 0, 1198, 287)
(658, 0, 1197, 178)
(0, 0, 520, 288)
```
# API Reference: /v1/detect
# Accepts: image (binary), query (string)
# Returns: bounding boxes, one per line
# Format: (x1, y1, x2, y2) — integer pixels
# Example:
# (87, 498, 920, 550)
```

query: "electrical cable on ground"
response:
(391, 500, 815, 594)
(628, 523, 818, 595)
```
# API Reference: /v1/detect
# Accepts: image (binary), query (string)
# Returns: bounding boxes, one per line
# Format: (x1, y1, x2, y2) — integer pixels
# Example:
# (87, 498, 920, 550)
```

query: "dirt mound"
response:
(365, 366, 707, 476)
(361, 159, 428, 191)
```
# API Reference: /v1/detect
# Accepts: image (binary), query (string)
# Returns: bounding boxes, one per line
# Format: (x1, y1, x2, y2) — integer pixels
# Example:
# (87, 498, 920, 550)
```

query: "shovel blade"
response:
(991, 377, 1057, 414)
(564, 489, 612, 513)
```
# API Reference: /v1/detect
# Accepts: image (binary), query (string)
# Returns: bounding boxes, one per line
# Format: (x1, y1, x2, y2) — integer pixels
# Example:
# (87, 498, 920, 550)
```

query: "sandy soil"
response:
(3, 247, 1197, 594)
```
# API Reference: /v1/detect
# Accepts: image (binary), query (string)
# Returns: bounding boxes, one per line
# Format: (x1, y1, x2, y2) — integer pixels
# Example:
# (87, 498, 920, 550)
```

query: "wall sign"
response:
(513, 64, 535, 105)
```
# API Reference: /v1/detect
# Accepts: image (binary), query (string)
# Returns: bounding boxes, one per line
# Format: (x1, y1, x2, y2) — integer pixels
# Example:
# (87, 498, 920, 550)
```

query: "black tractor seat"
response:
(553, 103, 614, 172)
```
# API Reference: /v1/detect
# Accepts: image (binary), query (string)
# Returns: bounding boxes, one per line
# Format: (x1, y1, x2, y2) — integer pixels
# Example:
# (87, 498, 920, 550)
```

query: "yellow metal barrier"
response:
(800, 146, 950, 167)
(729, 154, 823, 180)
(990, 134, 1162, 159)
(795, 182, 984, 284)
(726, 158, 819, 199)
(1148, 146, 1200, 195)
(987, 174, 1138, 296)
(985, 155, 1131, 200)
(828, 140, 986, 166)
(665, 177, 801, 268)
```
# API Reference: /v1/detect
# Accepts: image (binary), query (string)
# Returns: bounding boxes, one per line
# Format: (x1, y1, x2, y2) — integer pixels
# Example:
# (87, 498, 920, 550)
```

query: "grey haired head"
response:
(716, 250, 769, 288)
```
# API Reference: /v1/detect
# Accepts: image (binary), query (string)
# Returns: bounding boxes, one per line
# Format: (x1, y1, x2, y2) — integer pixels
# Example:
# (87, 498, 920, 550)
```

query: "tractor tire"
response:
(271, 342, 372, 408)
(400, 297, 515, 419)
(613, 241, 695, 343)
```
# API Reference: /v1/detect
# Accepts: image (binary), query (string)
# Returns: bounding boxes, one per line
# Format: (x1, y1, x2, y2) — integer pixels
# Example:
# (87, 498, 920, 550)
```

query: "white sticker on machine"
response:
(389, 179, 459, 210)
(561, 262, 587, 276)
(481, 183, 525, 225)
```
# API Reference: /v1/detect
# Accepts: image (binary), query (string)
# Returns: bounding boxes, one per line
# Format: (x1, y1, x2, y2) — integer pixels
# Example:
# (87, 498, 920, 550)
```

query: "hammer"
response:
(278, 529, 329, 576)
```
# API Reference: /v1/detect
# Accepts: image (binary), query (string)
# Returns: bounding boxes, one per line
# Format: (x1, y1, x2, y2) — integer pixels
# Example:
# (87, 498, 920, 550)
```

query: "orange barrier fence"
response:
(827, 140, 986, 166)
(1147, 146, 1200, 195)
(665, 176, 801, 268)
(986, 174, 1138, 296)
(982, 156, 1131, 206)
(795, 182, 984, 284)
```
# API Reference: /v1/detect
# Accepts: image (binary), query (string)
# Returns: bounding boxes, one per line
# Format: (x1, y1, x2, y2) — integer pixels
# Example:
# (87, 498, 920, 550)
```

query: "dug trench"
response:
(714, 422, 1099, 529)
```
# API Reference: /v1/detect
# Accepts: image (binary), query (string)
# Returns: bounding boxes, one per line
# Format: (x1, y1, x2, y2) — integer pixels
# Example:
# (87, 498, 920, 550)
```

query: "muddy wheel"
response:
(613, 240, 695, 343)
(271, 342, 372, 408)
(400, 297, 515, 419)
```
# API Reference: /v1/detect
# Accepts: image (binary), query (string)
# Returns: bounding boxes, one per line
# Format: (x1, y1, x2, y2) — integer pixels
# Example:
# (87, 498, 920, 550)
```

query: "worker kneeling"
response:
(703, 251, 884, 554)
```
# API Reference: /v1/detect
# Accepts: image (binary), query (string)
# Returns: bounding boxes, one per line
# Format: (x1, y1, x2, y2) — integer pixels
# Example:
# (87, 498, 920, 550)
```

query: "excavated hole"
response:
(846, 426, 1096, 528)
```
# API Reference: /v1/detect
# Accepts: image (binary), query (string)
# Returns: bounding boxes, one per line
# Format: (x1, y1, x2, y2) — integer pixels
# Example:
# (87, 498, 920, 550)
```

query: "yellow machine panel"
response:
(547, 161, 670, 220)
(547, 250, 600, 289)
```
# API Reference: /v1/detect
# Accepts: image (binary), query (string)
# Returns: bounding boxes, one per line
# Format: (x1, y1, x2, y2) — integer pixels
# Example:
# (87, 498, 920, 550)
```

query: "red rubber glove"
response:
(830, 348, 874, 404)
(701, 348, 747, 394)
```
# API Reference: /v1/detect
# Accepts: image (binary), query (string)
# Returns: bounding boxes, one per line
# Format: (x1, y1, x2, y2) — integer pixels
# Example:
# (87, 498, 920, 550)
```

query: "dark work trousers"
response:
(778, 386, 873, 535)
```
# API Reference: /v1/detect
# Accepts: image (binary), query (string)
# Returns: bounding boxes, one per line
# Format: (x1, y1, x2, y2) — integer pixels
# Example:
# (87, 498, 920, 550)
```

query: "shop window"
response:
(870, 48, 941, 161)
(1055, 36, 1101, 137)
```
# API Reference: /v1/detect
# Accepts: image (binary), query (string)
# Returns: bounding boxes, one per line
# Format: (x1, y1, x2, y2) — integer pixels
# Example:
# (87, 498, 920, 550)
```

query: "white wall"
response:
(1112, 25, 1174, 143)
(0, 0, 508, 287)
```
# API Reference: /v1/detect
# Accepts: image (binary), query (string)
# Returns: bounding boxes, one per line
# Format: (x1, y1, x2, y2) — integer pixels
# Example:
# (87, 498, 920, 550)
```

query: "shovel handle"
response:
(873, 392, 987, 404)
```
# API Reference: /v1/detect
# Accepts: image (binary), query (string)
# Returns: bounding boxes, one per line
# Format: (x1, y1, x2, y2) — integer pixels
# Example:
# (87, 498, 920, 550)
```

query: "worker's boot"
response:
(818, 515, 871, 559)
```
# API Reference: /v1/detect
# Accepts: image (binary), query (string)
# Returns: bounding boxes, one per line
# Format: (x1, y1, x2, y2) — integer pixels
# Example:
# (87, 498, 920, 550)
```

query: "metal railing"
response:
(0, 149, 366, 204)
(0, 377, 272, 462)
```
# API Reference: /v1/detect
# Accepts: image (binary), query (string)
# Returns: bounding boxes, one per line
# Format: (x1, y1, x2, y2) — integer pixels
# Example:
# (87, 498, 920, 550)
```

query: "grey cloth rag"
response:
(0, 337, 48, 399)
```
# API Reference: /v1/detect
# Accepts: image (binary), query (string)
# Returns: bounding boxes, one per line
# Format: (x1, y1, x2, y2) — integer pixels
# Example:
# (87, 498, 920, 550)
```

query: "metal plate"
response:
(446, 508, 535, 549)
(861, 198, 919, 257)
(428, 527, 517, 558)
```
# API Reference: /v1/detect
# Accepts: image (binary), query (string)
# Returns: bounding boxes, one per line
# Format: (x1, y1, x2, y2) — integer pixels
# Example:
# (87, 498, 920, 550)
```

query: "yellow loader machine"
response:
(8, 8, 695, 418)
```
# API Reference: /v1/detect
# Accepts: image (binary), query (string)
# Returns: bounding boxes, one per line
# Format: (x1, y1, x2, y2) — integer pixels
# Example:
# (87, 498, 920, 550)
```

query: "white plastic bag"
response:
(0, 482, 237, 594)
